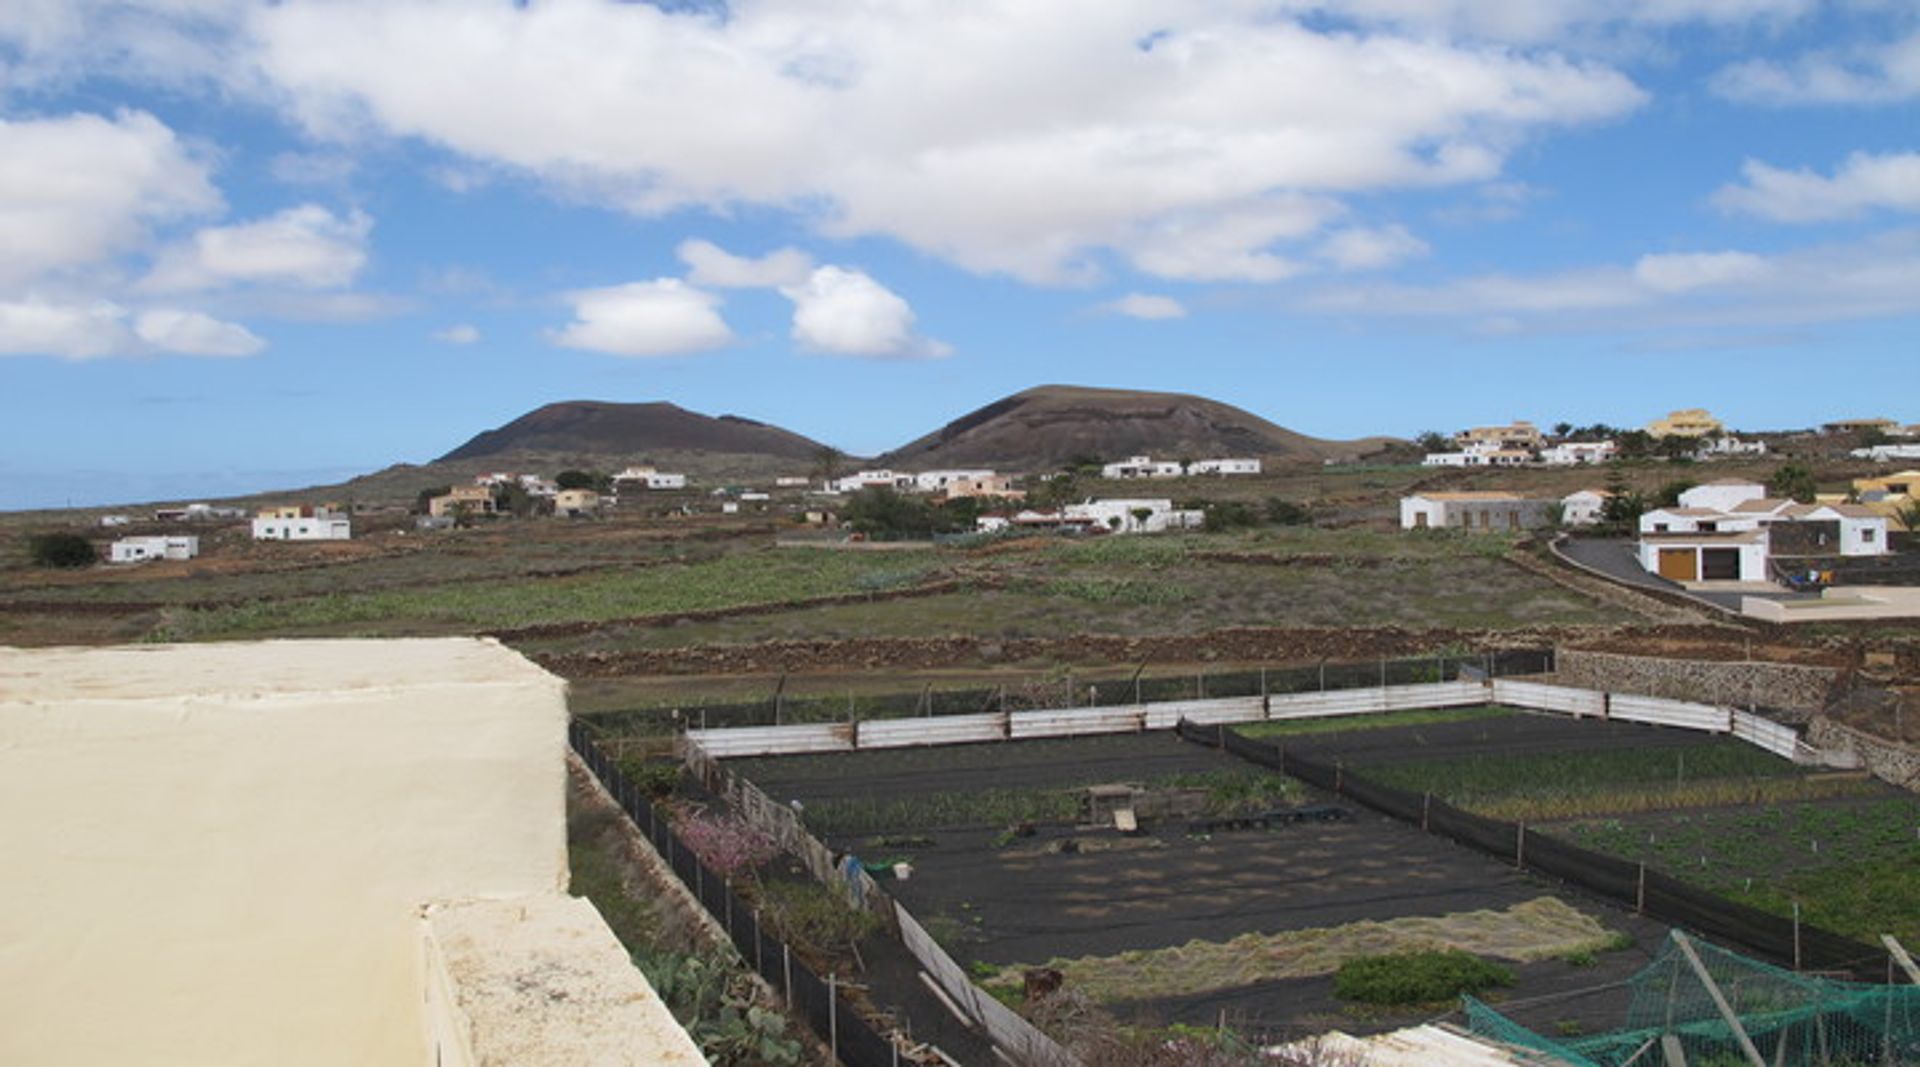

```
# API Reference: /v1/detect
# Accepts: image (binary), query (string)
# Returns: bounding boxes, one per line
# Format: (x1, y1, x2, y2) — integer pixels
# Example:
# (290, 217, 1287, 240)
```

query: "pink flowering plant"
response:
(678, 813, 780, 879)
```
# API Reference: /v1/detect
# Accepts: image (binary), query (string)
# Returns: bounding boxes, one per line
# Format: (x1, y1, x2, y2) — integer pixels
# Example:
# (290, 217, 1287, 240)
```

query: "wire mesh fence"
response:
(570, 721, 908, 1067)
(1176, 718, 1894, 981)
(588, 649, 1554, 734)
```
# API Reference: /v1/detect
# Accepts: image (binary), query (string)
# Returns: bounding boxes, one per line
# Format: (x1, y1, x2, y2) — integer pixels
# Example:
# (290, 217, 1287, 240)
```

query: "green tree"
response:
(28, 532, 96, 568)
(1767, 462, 1819, 503)
(1614, 430, 1655, 459)
(809, 445, 844, 485)
(1655, 479, 1697, 508)
(843, 487, 932, 540)
(1414, 430, 1451, 454)
(1599, 469, 1647, 528)
(1551, 421, 1574, 439)
(1263, 498, 1311, 526)
(414, 485, 451, 514)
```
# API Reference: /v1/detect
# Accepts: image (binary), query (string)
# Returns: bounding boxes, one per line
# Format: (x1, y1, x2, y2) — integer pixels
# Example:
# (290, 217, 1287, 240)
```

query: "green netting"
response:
(1467, 933, 1920, 1066)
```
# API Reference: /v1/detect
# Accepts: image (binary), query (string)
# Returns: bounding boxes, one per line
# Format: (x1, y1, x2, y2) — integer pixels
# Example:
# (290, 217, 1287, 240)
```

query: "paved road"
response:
(1553, 537, 1810, 614)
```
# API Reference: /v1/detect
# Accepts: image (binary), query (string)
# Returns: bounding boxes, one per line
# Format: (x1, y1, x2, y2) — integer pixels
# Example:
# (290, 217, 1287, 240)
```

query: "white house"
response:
(1676, 480, 1768, 512)
(1422, 443, 1531, 467)
(911, 469, 997, 492)
(831, 469, 913, 493)
(1853, 444, 1920, 461)
(252, 509, 351, 541)
(108, 535, 199, 563)
(1638, 530, 1771, 583)
(1100, 456, 1185, 479)
(1400, 492, 1555, 532)
(612, 466, 687, 490)
(1540, 441, 1616, 466)
(1798, 504, 1893, 556)
(1188, 458, 1262, 475)
(1697, 436, 1767, 458)
(1638, 507, 1734, 535)
(1560, 489, 1612, 526)
(99, 514, 132, 528)
(775, 476, 810, 488)
(1065, 498, 1204, 533)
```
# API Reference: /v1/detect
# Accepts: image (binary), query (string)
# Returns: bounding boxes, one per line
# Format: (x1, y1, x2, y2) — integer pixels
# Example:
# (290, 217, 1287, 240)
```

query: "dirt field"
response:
(730, 732, 1666, 1038)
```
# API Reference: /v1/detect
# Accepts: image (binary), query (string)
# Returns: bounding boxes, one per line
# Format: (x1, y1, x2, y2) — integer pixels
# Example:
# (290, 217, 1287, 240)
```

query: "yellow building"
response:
(1853, 470, 1920, 529)
(428, 485, 497, 518)
(1645, 408, 1723, 438)
(1453, 420, 1543, 450)
(553, 488, 600, 517)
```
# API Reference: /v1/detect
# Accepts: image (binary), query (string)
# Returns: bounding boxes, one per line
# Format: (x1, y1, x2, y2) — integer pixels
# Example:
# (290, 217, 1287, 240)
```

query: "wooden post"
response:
(1516, 821, 1526, 868)
(755, 910, 764, 975)
(1422, 792, 1432, 832)
(829, 973, 839, 1056)
(1335, 761, 1344, 794)
(725, 879, 734, 940)
(1673, 932, 1767, 1067)
(1885, 935, 1920, 984)
(1636, 863, 1647, 915)
(1792, 901, 1801, 971)
(783, 942, 792, 1009)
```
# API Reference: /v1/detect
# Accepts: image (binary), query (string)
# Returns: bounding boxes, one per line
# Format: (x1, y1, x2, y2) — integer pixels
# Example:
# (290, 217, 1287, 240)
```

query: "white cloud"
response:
(143, 204, 373, 291)
(237, 1, 1646, 283)
(1303, 230, 1920, 332)
(0, 297, 130, 359)
(677, 239, 814, 289)
(433, 323, 480, 344)
(1100, 293, 1188, 320)
(1713, 153, 1920, 223)
(270, 150, 357, 186)
(781, 266, 949, 359)
(552, 279, 733, 357)
(133, 308, 265, 357)
(0, 298, 266, 360)
(1631, 251, 1770, 292)
(1311, 0, 1815, 44)
(1317, 225, 1430, 271)
(1711, 31, 1920, 105)
(0, 109, 219, 287)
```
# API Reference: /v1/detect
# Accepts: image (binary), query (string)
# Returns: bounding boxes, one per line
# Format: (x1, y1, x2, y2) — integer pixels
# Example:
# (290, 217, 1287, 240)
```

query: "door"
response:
(1658, 548, 1697, 581)
(1701, 547, 1741, 580)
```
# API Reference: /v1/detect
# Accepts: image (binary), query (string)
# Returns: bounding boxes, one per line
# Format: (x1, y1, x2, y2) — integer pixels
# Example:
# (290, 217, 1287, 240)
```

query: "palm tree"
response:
(810, 445, 844, 486)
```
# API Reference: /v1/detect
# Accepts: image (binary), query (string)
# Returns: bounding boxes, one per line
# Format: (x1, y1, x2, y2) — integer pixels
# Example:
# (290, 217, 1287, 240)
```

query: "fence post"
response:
(1636, 863, 1647, 915)
(1792, 901, 1802, 972)
(829, 973, 839, 1056)
(1422, 792, 1432, 832)
(1516, 822, 1526, 868)
(783, 942, 792, 1009)
(725, 879, 734, 941)
(1335, 761, 1344, 794)
(755, 910, 764, 975)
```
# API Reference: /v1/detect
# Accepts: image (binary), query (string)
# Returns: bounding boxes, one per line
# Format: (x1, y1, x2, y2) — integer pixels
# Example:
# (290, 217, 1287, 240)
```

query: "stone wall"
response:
(1554, 648, 1839, 718)
(1809, 718, 1920, 790)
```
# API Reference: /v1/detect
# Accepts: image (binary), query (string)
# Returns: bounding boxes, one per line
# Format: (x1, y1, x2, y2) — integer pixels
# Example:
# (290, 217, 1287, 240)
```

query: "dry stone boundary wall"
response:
(1554, 649, 1839, 719)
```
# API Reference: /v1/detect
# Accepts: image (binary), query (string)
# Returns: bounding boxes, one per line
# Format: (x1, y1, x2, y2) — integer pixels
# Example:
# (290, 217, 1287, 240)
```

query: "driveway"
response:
(1552, 537, 1807, 614)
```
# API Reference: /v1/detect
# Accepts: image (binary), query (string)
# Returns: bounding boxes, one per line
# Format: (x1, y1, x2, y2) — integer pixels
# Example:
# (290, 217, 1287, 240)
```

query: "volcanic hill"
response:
(879, 384, 1391, 470)
(437, 400, 831, 464)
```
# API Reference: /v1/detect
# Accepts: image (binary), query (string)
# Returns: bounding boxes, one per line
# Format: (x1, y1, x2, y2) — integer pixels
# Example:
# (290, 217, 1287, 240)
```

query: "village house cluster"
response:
(1420, 411, 1772, 468)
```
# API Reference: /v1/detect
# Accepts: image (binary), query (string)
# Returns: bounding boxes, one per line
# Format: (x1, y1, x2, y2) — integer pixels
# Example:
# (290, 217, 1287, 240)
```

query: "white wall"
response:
(0, 638, 569, 1067)
(1400, 495, 1445, 529)
(1677, 482, 1766, 511)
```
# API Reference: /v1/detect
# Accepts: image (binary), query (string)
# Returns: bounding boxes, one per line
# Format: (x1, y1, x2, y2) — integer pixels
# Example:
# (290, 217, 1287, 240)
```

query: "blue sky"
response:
(2, 1, 1917, 509)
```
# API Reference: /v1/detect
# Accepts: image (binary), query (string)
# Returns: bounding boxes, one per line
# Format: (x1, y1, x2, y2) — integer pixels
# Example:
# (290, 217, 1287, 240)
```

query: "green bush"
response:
(1333, 949, 1514, 1005)
(28, 532, 96, 568)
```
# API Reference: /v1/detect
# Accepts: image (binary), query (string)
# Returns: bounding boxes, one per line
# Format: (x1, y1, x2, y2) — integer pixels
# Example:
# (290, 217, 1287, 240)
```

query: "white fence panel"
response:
(1494, 680, 1608, 718)
(895, 905, 1076, 1067)
(1381, 681, 1487, 710)
(1143, 696, 1265, 729)
(1609, 695, 1730, 732)
(1011, 706, 1149, 740)
(1141, 697, 1252, 729)
(1267, 688, 1384, 720)
(685, 723, 850, 758)
(1731, 710, 1802, 759)
(859, 713, 1006, 749)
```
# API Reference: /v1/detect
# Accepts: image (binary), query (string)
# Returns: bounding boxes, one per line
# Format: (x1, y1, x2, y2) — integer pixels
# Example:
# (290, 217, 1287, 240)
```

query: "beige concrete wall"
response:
(0, 638, 569, 1067)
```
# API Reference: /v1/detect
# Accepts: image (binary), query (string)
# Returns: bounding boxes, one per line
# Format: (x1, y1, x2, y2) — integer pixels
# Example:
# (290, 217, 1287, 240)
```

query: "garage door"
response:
(1658, 548, 1697, 581)
(1701, 547, 1741, 581)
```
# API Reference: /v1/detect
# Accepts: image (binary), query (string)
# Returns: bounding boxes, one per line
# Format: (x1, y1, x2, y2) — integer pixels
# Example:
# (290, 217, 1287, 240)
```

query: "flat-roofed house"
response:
(1399, 491, 1554, 532)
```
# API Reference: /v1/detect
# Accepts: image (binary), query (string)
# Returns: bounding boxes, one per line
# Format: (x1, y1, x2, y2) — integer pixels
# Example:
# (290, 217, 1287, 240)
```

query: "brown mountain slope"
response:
(437, 400, 831, 463)
(879, 385, 1393, 470)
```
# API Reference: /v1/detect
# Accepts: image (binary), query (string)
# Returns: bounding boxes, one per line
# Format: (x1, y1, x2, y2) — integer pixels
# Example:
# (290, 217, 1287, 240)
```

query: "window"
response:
(1654, 523, 1669, 532)
(1862, 528, 1876, 543)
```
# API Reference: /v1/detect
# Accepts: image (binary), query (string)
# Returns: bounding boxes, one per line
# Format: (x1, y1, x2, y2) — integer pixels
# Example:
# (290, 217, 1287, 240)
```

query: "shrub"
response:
(676, 814, 779, 879)
(27, 532, 96, 568)
(758, 880, 881, 951)
(1333, 949, 1514, 1005)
